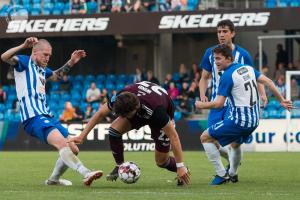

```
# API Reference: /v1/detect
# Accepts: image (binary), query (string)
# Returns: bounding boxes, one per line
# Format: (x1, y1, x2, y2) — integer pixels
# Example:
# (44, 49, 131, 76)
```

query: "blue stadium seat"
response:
(292, 109, 300, 118)
(127, 75, 134, 84)
(105, 83, 115, 92)
(116, 84, 125, 92)
(50, 93, 60, 101)
(0, 113, 4, 120)
(61, 93, 71, 101)
(32, 0, 41, 4)
(87, 1, 97, 14)
(174, 111, 182, 121)
(86, 74, 95, 82)
(0, 104, 5, 113)
(74, 75, 84, 82)
(52, 8, 61, 15)
(262, 110, 269, 119)
(187, 0, 198, 10)
(290, 0, 300, 7)
(73, 83, 83, 91)
(63, 2, 70, 14)
(92, 103, 100, 111)
(107, 74, 117, 83)
(266, 100, 280, 110)
(71, 93, 81, 101)
(96, 74, 106, 83)
(268, 109, 279, 119)
(49, 101, 59, 111)
(70, 99, 79, 107)
(8, 94, 17, 101)
(2, 85, 9, 93)
(293, 100, 300, 108)
(265, 0, 277, 8)
(172, 73, 180, 83)
(22, 0, 30, 4)
(80, 102, 87, 111)
(118, 74, 127, 83)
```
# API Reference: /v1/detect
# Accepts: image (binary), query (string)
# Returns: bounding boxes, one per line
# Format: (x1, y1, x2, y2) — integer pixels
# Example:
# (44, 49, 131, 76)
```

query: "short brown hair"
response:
(113, 92, 140, 117)
(217, 19, 235, 32)
(213, 44, 234, 61)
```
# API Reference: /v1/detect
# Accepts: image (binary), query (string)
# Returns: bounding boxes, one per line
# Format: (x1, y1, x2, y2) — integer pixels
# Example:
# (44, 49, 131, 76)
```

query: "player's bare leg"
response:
(107, 117, 131, 181)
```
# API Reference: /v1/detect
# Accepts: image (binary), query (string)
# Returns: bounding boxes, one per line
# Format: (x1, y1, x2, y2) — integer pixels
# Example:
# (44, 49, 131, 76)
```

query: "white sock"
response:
(59, 147, 90, 177)
(219, 146, 230, 163)
(229, 146, 242, 176)
(203, 143, 226, 177)
(48, 157, 68, 181)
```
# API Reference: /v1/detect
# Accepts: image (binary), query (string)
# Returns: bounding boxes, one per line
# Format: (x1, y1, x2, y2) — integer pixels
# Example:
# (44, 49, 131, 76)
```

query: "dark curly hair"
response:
(113, 92, 140, 117)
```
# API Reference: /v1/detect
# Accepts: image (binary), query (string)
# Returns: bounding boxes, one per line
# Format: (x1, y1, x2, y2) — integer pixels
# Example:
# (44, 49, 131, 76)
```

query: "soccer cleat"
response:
(45, 179, 72, 186)
(229, 174, 239, 183)
(210, 174, 229, 185)
(83, 170, 103, 186)
(106, 166, 119, 181)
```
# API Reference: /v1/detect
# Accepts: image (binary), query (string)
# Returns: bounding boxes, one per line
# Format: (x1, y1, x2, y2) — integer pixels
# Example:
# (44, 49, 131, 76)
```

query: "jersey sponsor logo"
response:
(159, 12, 270, 29)
(237, 67, 248, 75)
(6, 18, 109, 33)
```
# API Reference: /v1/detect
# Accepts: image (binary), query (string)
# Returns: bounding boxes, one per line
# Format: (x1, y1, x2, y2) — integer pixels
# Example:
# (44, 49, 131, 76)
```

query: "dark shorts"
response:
(208, 119, 257, 147)
(22, 115, 69, 143)
(128, 116, 171, 153)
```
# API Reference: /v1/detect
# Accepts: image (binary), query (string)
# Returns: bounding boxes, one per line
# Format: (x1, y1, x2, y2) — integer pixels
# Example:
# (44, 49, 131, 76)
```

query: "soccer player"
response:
(195, 44, 292, 185)
(1, 37, 103, 186)
(68, 81, 191, 186)
(198, 19, 268, 175)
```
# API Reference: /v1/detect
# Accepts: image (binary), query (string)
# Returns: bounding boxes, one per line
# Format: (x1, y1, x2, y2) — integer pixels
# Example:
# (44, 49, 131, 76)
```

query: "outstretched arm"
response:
(162, 121, 190, 185)
(195, 95, 226, 109)
(1, 37, 38, 65)
(257, 75, 292, 111)
(50, 50, 86, 80)
(68, 103, 111, 144)
(257, 83, 268, 107)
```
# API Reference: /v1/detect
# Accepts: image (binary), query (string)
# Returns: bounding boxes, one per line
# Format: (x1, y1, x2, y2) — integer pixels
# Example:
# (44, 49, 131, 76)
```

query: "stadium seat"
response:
(265, 0, 277, 8)
(8, 94, 17, 101)
(127, 75, 134, 84)
(262, 110, 269, 119)
(174, 111, 182, 121)
(32, 0, 41, 4)
(63, 2, 70, 15)
(266, 100, 281, 110)
(172, 73, 181, 83)
(116, 84, 125, 92)
(71, 92, 81, 101)
(52, 8, 61, 15)
(87, 1, 97, 14)
(107, 74, 117, 83)
(22, 0, 30, 4)
(73, 83, 83, 91)
(50, 93, 60, 101)
(74, 75, 84, 82)
(86, 75, 95, 82)
(61, 93, 71, 101)
(0, 104, 5, 113)
(187, 0, 198, 11)
(290, 0, 300, 7)
(118, 74, 127, 83)
(2, 85, 9, 93)
(268, 109, 279, 119)
(0, 113, 4, 120)
(92, 103, 99, 111)
(96, 74, 106, 83)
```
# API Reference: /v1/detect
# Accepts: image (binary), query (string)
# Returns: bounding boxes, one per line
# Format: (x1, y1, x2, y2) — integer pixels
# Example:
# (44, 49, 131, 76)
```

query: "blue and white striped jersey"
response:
(14, 55, 53, 122)
(200, 44, 253, 101)
(218, 63, 261, 128)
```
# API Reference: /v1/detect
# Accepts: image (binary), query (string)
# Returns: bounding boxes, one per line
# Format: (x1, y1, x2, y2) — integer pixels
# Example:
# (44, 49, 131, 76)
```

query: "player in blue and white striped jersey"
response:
(1, 37, 102, 186)
(196, 44, 292, 185)
(198, 19, 267, 178)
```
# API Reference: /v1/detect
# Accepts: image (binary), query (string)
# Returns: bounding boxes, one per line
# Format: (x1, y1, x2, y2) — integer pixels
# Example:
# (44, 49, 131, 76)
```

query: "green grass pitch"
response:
(1, 151, 300, 200)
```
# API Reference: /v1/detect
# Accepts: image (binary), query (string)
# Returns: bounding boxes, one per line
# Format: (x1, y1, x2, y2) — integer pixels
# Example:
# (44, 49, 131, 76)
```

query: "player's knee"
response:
(108, 127, 123, 140)
(156, 157, 169, 168)
(200, 132, 209, 143)
(231, 143, 241, 149)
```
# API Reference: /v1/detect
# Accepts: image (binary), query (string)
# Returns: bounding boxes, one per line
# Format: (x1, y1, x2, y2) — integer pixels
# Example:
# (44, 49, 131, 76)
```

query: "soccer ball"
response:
(118, 161, 141, 184)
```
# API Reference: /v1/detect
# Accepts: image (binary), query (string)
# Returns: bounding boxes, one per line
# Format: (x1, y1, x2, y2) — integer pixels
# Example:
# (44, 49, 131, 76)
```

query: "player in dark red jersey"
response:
(68, 81, 191, 186)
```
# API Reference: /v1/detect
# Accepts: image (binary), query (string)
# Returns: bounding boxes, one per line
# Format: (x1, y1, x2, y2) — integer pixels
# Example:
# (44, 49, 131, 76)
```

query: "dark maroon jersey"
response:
(108, 81, 174, 129)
